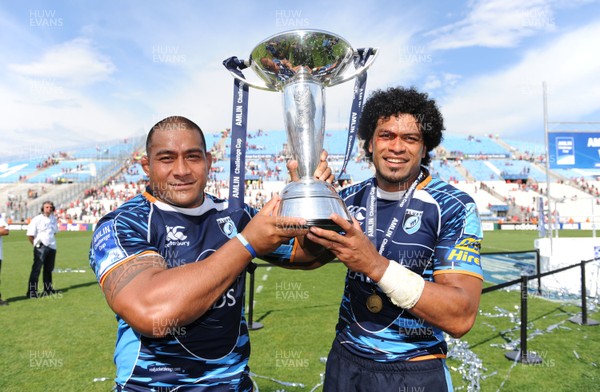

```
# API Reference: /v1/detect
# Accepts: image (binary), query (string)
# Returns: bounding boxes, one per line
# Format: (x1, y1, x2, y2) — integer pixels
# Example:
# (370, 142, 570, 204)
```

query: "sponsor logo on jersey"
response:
(217, 217, 237, 239)
(403, 209, 423, 234)
(348, 205, 367, 222)
(210, 288, 237, 309)
(446, 238, 481, 266)
(348, 270, 374, 283)
(165, 226, 190, 247)
(166, 226, 187, 241)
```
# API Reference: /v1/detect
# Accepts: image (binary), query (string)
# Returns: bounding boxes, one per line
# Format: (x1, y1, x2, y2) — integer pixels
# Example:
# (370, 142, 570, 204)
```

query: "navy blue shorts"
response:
(323, 340, 453, 392)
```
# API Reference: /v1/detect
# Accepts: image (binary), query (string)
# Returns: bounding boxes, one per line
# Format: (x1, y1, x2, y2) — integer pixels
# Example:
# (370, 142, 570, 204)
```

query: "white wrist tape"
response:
(377, 260, 425, 309)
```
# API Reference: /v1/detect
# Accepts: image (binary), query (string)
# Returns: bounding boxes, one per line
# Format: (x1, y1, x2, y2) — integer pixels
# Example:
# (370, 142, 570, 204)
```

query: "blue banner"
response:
(338, 48, 374, 183)
(548, 132, 600, 169)
(223, 57, 250, 210)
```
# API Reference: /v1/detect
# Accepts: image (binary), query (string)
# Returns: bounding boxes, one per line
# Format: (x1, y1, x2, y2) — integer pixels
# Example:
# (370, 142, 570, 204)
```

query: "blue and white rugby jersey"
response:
(335, 171, 483, 362)
(90, 190, 263, 391)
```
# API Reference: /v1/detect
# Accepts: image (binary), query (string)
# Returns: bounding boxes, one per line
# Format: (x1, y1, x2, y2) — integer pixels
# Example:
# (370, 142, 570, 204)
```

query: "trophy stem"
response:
(282, 72, 325, 179)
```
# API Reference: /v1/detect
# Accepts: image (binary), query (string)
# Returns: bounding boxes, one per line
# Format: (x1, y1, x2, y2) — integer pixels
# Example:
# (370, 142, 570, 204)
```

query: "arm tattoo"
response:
(103, 255, 167, 303)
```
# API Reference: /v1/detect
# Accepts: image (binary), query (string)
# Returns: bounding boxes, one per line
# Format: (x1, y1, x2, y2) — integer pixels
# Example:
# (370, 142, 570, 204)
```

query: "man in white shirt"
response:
(0, 213, 9, 305)
(26, 201, 59, 298)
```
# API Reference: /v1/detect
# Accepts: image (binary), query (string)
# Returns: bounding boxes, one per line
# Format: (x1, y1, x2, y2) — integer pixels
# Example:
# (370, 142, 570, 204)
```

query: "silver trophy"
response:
(226, 29, 377, 230)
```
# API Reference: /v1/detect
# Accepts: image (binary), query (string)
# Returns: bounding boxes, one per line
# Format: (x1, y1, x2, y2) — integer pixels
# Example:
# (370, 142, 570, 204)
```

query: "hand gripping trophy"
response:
(224, 29, 377, 230)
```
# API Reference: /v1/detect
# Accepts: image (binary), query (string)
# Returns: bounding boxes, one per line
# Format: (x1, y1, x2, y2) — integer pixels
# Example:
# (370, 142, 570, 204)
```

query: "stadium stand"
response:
(488, 159, 546, 182)
(225, 129, 288, 158)
(70, 142, 135, 160)
(27, 160, 115, 184)
(547, 183, 599, 222)
(204, 131, 223, 151)
(429, 160, 466, 182)
(553, 168, 600, 181)
(0, 160, 40, 183)
(2, 129, 600, 227)
(452, 182, 501, 218)
(441, 134, 511, 158)
(501, 138, 546, 160)
(339, 159, 374, 184)
(460, 160, 502, 181)
(323, 130, 353, 156)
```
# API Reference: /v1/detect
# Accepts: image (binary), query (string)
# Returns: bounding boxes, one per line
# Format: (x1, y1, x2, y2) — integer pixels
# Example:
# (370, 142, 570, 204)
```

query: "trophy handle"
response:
(224, 58, 278, 92)
(328, 48, 379, 87)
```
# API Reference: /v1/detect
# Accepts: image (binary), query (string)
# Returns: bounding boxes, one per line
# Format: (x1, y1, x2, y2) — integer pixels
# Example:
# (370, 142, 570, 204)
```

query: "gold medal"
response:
(366, 292, 383, 313)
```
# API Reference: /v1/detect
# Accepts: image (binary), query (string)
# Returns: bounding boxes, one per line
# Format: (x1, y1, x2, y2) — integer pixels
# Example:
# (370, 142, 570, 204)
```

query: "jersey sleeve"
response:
(89, 213, 159, 286)
(433, 201, 484, 279)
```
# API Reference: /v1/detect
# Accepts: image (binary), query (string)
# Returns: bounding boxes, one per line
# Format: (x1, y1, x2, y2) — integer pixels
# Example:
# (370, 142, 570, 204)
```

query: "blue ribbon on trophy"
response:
(222, 56, 249, 210)
(338, 47, 374, 184)
(224, 29, 378, 229)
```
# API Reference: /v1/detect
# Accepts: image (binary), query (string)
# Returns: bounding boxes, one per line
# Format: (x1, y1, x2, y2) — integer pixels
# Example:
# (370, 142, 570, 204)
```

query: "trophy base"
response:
(277, 179, 352, 232)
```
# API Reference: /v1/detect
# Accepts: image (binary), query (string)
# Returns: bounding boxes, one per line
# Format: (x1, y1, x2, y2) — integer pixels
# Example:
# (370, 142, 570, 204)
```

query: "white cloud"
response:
(0, 81, 144, 154)
(8, 38, 115, 86)
(424, 76, 442, 91)
(424, 73, 462, 92)
(428, 0, 556, 49)
(440, 20, 600, 140)
(0, 36, 135, 155)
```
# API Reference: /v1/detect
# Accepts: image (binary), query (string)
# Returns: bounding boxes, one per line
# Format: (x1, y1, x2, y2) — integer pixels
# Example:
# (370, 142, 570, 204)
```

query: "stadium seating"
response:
(27, 160, 114, 184)
(2, 130, 600, 225)
(442, 135, 510, 157)
(460, 160, 502, 181)
(429, 160, 466, 182)
(0, 160, 39, 183)
(502, 138, 546, 157)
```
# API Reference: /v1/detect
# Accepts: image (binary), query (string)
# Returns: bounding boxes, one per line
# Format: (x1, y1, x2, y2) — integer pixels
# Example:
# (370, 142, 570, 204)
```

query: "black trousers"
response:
(323, 339, 452, 392)
(28, 244, 56, 293)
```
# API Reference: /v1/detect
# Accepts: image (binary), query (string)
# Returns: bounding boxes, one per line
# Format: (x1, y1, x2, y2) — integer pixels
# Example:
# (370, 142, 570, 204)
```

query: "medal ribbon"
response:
(364, 170, 425, 256)
(363, 171, 424, 313)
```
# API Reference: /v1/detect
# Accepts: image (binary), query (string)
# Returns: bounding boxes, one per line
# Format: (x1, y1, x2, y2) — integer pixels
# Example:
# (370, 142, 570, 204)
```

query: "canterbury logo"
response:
(347, 205, 367, 222)
(166, 226, 187, 241)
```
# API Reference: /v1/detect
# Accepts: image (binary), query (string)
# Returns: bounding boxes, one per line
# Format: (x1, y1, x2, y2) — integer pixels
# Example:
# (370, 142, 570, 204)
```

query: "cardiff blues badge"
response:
(403, 209, 423, 235)
(216, 217, 238, 239)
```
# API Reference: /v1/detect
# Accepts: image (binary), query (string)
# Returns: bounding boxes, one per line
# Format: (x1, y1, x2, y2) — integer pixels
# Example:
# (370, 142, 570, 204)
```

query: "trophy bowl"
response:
(248, 29, 356, 91)
(226, 30, 377, 231)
